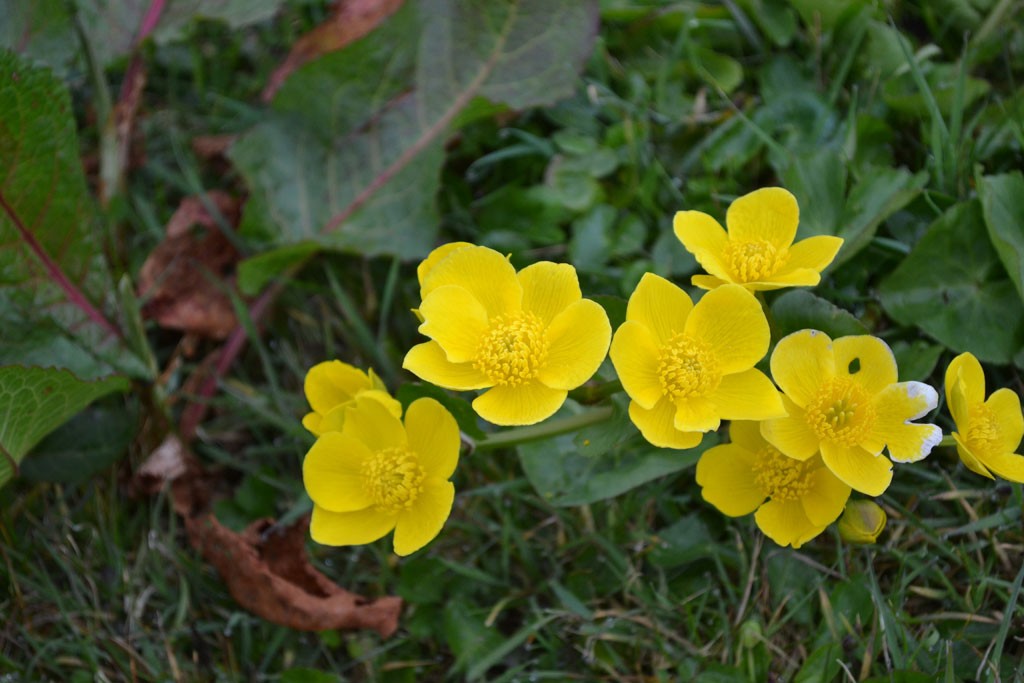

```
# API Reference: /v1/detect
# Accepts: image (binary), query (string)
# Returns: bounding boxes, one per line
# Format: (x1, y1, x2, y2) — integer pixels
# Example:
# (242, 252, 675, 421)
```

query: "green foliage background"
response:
(1, 0, 1024, 680)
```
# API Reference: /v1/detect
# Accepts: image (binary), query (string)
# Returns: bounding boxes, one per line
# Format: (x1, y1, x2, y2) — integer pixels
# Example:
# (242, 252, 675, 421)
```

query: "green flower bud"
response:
(838, 500, 887, 544)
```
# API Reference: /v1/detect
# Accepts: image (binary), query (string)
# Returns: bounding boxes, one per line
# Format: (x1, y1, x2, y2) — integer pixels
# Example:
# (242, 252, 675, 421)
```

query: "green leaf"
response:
(892, 340, 943, 382)
(231, 0, 599, 267)
(20, 399, 136, 484)
(648, 515, 715, 568)
(237, 242, 320, 296)
(879, 200, 1024, 364)
(0, 366, 128, 487)
(518, 403, 717, 506)
(771, 290, 868, 341)
(0, 0, 77, 72)
(0, 50, 146, 379)
(977, 171, 1024, 305)
(794, 642, 843, 683)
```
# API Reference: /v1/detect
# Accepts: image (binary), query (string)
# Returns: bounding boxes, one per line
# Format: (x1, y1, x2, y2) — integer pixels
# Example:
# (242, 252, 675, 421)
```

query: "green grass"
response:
(3, 0, 1024, 681)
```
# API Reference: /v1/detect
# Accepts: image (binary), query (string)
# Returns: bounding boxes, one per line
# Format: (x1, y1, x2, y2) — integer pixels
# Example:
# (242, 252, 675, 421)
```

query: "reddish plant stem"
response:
(0, 190, 123, 340)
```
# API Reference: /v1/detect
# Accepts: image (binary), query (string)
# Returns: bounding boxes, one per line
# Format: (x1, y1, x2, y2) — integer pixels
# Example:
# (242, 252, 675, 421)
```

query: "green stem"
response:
(473, 406, 615, 451)
(939, 434, 956, 448)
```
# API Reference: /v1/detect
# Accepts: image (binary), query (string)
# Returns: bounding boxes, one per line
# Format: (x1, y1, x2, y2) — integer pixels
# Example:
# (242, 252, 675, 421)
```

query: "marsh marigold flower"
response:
(403, 244, 611, 426)
(697, 421, 851, 548)
(303, 396, 459, 556)
(609, 273, 785, 448)
(761, 330, 942, 497)
(302, 360, 401, 436)
(945, 352, 1024, 482)
(674, 187, 843, 291)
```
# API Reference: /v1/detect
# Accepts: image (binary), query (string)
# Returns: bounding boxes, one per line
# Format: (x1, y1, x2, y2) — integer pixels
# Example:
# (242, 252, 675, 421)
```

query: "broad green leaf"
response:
(20, 400, 136, 484)
(1, 0, 286, 71)
(0, 367, 128, 487)
(782, 149, 926, 263)
(977, 171, 1024, 305)
(518, 403, 716, 506)
(648, 516, 715, 568)
(892, 340, 943, 382)
(0, 50, 146, 379)
(0, 0, 77, 72)
(770, 290, 868, 341)
(231, 0, 599, 264)
(794, 642, 843, 683)
(879, 200, 1024, 364)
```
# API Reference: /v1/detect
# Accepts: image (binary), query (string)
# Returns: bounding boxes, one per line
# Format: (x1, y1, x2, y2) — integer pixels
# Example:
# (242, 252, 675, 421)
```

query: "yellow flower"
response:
(303, 396, 459, 556)
(837, 500, 887, 544)
(609, 274, 785, 448)
(403, 244, 611, 426)
(761, 330, 942, 497)
(696, 421, 851, 548)
(945, 352, 1024, 482)
(302, 360, 401, 436)
(674, 187, 844, 291)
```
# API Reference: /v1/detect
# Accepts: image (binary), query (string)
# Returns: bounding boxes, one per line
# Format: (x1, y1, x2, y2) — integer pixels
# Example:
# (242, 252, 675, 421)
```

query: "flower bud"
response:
(838, 500, 887, 544)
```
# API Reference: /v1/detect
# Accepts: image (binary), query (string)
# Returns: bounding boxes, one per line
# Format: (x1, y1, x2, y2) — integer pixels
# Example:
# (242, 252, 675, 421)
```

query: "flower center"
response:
(657, 333, 720, 399)
(805, 377, 875, 446)
(363, 447, 425, 513)
(965, 404, 1000, 455)
(723, 239, 787, 283)
(752, 445, 813, 502)
(473, 312, 549, 386)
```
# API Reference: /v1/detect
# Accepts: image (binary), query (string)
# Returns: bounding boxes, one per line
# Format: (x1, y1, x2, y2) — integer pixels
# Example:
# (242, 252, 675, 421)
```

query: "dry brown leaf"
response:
(137, 191, 241, 339)
(135, 436, 402, 636)
(262, 0, 405, 101)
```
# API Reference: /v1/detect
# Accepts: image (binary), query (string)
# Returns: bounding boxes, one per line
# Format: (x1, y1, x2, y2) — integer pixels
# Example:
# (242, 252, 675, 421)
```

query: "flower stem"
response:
(568, 379, 623, 404)
(473, 406, 615, 451)
(939, 435, 956, 448)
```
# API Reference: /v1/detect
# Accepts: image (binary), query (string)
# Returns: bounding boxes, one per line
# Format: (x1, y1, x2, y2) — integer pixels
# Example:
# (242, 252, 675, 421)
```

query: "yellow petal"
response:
(728, 420, 767, 451)
(472, 382, 567, 426)
(986, 388, 1024, 454)
(731, 269, 822, 291)
(866, 382, 941, 462)
(770, 329, 835, 407)
(317, 404, 348, 434)
(976, 449, 1024, 483)
(419, 244, 522, 317)
(760, 395, 819, 461)
(537, 299, 611, 390)
(309, 504, 397, 547)
(674, 395, 721, 432)
(685, 284, 770, 374)
(695, 443, 765, 516)
(418, 285, 489, 363)
(302, 412, 323, 435)
(820, 441, 892, 496)
(609, 321, 664, 410)
(368, 367, 388, 392)
(800, 464, 851, 526)
(725, 187, 799, 248)
(833, 335, 898, 396)
(403, 341, 492, 390)
(691, 274, 729, 290)
(780, 235, 843, 273)
(707, 369, 785, 421)
(518, 261, 582, 325)
(302, 432, 373, 512)
(417, 241, 474, 289)
(360, 389, 403, 418)
(945, 352, 985, 429)
(673, 210, 732, 282)
(404, 398, 460, 480)
(625, 272, 693, 345)
(341, 396, 407, 452)
(755, 499, 822, 549)
(394, 479, 455, 556)
(304, 360, 371, 414)
(953, 433, 994, 479)
(628, 397, 704, 449)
